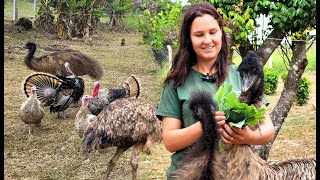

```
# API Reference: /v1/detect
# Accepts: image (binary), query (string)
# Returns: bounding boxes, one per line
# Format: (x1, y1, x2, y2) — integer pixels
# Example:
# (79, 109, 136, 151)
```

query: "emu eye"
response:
(253, 69, 259, 75)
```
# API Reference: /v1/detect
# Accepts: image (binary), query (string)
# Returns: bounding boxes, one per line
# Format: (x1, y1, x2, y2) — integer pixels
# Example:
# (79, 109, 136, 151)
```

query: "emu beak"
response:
(241, 73, 259, 92)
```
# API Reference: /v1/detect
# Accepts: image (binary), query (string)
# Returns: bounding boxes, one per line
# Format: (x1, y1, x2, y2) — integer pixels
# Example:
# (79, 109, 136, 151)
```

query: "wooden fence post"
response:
(167, 45, 172, 70)
(12, 0, 18, 21)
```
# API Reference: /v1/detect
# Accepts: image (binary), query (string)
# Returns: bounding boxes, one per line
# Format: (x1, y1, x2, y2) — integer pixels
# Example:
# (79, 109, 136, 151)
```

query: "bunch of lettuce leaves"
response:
(216, 82, 267, 128)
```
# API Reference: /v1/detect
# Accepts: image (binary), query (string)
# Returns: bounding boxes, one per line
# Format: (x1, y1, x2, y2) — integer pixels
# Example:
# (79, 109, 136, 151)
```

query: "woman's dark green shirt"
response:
(156, 64, 242, 179)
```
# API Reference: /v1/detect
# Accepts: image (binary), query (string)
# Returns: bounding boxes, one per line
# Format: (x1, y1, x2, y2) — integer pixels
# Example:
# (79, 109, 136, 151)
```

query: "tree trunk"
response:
(256, 27, 287, 65)
(84, 12, 92, 39)
(225, 32, 235, 62)
(253, 40, 308, 160)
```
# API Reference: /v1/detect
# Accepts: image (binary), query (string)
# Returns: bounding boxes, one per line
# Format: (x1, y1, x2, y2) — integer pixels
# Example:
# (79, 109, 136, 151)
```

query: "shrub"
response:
(295, 76, 311, 106)
(140, 1, 183, 49)
(264, 68, 279, 95)
(274, 71, 311, 106)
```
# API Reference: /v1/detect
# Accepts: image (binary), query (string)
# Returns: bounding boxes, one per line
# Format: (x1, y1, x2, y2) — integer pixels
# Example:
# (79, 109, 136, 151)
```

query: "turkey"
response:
(88, 75, 141, 115)
(74, 95, 96, 138)
(19, 86, 45, 135)
(24, 42, 103, 80)
(81, 98, 162, 180)
(23, 62, 85, 119)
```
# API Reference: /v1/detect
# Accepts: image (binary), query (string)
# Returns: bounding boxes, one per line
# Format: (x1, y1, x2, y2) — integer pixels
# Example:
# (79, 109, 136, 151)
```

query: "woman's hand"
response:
(220, 111, 275, 145)
(220, 124, 257, 144)
(214, 111, 226, 133)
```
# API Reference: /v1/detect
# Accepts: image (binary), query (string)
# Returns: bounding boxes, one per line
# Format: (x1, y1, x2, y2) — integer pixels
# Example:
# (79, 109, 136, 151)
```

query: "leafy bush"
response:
(264, 68, 279, 95)
(273, 71, 311, 106)
(295, 76, 311, 106)
(140, 1, 183, 49)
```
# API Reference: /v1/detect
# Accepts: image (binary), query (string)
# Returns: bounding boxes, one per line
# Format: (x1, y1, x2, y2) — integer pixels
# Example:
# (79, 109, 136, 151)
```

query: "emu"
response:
(81, 98, 162, 180)
(173, 51, 316, 179)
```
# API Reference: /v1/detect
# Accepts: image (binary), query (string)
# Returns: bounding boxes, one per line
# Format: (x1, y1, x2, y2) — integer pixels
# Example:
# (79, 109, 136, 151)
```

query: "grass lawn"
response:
(4, 2, 316, 179)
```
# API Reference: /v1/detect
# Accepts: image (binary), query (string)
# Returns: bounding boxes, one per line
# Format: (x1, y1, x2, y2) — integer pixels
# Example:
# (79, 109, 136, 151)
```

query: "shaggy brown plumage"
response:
(221, 144, 316, 180)
(174, 50, 316, 179)
(15, 17, 33, 32)
(81, 98, 162, 180)
(88, 75, 141, 115)
(172, 89, 225, 180)
(24, 42, 104, 80)
(223, 50, 316, 179)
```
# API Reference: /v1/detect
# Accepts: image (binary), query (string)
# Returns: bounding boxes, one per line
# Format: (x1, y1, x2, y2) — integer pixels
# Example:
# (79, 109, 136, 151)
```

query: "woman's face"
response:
(190, 14, 222, 63)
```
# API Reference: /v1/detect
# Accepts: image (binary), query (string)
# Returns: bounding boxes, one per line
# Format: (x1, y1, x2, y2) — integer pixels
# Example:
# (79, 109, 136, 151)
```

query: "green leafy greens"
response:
(216, 82, 267, 128)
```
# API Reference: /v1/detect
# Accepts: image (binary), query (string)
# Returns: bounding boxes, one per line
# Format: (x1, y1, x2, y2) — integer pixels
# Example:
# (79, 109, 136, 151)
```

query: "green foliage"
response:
(190, 0, 257, 49)
(35, 0, 107, 38)
(190, 0, 316, 53)
(295, 76, 311, 106)
(264, 67, 279, 95)
(106, 0, 134, 13)
(279, 71, 287, 82)
(120, 13, 145, 32)
(216, 82, 267, 128)
(140, 1, 183, 49)
(254, 0, 316, 40)
(274, 71, 311, 106)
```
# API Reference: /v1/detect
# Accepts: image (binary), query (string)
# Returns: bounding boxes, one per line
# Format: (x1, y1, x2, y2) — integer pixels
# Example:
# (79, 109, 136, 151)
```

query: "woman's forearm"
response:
(249, 113, 275, 145)
(162, 119, 203, 153)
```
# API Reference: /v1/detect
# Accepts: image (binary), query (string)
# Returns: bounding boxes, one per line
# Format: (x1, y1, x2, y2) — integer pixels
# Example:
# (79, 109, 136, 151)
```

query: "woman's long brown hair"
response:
(164, 2, 231, 88)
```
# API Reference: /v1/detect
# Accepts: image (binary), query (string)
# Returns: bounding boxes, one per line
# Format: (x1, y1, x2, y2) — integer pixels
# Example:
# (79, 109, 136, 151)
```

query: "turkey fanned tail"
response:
(23, 73, 61, 106)
(122, 74, 141, 98)
(23, 72, 85, 114)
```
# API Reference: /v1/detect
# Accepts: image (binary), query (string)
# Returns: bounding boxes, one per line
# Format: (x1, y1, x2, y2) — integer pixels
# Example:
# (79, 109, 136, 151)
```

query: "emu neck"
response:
(25, 46, 36, 69)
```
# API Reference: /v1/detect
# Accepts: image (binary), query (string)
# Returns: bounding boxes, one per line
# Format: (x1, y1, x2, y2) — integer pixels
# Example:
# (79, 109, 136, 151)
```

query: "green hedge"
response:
(277, 72, 311, 106)
(264, 68, 279, 95)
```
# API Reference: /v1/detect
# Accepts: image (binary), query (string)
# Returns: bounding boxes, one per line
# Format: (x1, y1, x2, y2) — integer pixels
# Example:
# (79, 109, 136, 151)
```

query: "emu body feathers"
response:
(173, 89, 315, 180)
(172, 89, 225, 180)
(81, 98, 162, 180)
(24, 42, 103, 80)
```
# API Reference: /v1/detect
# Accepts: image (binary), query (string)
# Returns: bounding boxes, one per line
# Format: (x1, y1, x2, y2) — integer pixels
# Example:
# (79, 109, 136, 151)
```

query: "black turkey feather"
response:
(88, 75, 141, 115)
(23, 63, 85, 119)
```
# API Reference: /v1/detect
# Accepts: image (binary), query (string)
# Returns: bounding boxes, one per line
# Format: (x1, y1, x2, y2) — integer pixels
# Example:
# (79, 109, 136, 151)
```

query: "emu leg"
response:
(104, 146, 130, 180)
(131, 143, 144, 180)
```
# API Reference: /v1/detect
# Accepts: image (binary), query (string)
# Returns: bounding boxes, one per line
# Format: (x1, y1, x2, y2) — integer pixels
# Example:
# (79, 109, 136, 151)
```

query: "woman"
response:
(156, 2, 275, 179)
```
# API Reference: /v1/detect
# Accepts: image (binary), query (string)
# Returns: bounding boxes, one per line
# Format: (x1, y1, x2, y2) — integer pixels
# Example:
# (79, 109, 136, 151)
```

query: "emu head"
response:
(24, 42, 36, 50)
(238, 50, 264, 94)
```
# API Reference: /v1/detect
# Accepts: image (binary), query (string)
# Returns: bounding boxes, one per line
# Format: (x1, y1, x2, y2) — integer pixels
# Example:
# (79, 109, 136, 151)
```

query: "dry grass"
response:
(4, 20, 315, 179)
